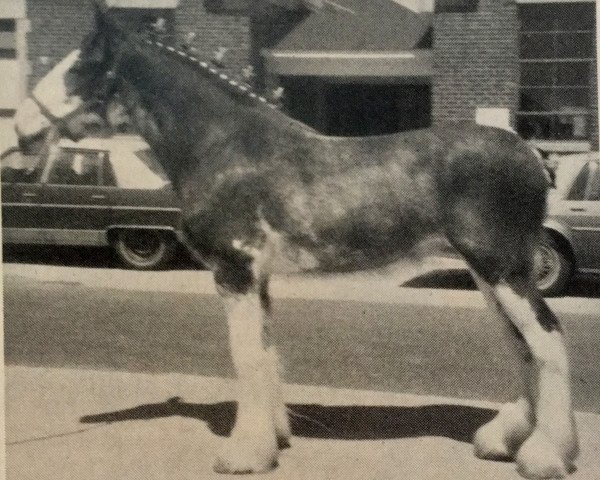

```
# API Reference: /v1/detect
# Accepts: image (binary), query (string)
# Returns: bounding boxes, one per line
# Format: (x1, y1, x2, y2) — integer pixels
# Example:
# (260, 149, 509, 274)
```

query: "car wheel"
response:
(113, 229, 176, 270)
(534, 235, 572, 297)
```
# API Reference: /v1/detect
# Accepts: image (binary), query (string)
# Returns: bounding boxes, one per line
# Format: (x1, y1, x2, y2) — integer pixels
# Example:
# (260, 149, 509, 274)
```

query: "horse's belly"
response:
(234, 217, 446, 276)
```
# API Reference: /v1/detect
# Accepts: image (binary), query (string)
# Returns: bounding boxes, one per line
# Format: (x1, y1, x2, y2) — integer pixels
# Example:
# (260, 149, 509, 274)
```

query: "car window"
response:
(567, 163, 590, 200)
(46, 149, 102, 186)
(586, 163, 599, 201)
(108, 146, 170, 189)
(101, 155, 117, 187)
(134, 149, 170, 183)
(0, 148, 43, 184)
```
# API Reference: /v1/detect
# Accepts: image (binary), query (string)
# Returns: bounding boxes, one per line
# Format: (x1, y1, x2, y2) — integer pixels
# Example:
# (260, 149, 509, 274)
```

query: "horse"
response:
(15, 7, 579, 479)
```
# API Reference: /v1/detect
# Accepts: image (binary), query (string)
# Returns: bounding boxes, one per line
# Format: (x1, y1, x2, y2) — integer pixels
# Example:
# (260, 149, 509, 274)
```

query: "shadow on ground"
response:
(3, 246, 599, 298)
(80, 397, 496, 443)
(2, 244, 200, 270)
(404, 268, 476, 291)
(403, 268, 600, 299)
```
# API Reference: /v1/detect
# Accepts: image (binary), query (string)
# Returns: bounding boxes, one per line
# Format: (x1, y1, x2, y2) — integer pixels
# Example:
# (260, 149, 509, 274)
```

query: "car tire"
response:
(113, 229, 176, 270)
(534, 234, 573, 297)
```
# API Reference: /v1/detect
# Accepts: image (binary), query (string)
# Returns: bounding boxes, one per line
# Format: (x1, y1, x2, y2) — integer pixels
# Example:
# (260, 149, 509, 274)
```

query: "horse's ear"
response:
(92, 0, 110, 30)
(82, 1, 121, 64)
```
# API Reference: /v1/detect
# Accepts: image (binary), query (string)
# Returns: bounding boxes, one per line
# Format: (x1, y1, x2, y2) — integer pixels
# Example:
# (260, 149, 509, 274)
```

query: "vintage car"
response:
(535, 152, 600, 295)
(1, 135, 184, 269)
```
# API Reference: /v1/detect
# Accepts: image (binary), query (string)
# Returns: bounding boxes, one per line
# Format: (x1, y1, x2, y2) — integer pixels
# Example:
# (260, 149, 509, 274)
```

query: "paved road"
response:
(4, 265, 600, 413)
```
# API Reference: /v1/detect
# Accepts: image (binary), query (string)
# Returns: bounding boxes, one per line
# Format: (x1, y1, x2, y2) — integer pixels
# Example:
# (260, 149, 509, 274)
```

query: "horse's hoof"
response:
(213, 436, 279, 474)
(474, 402, 532, 461)
(474, 419, 513, 460)
(275, 411, 292, 449)
(213, 456, 277, 475)
(516, 432, 573, 479)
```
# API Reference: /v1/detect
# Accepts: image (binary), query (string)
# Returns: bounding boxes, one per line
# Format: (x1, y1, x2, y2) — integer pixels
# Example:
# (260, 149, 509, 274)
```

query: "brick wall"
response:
(249, 2, 307, 91)
(25, 0, 253, 90)
(174, 0, 250, 80)
(26, 0, 94, 89)
(432, 0, 519, 125)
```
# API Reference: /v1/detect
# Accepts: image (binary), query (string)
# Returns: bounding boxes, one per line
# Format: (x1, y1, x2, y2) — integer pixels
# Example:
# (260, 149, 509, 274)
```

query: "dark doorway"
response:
(324, 83, 431, 136)
(282, 78, 431, 137)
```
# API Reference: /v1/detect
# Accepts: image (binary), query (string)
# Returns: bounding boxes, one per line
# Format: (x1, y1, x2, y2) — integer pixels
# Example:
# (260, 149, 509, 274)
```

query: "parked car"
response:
(1, 135, 184, 269)
(535, 152, 600, 295)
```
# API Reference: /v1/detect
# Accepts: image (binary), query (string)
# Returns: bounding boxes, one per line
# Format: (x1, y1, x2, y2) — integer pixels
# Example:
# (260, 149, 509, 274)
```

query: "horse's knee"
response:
(214, 259, 255, 296)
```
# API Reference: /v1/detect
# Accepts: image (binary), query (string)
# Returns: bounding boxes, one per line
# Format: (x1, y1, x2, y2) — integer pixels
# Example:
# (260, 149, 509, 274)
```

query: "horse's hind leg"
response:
(470, 271, 535, 460)
(212, 262, 288, 474)
(471, 269, 578, 478)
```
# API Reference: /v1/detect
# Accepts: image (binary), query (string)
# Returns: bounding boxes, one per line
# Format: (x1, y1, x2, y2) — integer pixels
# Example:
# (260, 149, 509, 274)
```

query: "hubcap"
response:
(534, 243, 561, 290)
(122, 231, 162, 259)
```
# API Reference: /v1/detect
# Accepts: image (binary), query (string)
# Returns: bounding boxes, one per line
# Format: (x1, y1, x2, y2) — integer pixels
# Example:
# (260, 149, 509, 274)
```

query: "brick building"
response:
(434, 0, 598, 152)
(0, 0, 597, 151)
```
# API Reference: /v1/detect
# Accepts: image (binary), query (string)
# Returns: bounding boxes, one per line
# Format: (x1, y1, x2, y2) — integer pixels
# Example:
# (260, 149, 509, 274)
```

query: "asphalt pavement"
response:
(3, 262, 600, 479)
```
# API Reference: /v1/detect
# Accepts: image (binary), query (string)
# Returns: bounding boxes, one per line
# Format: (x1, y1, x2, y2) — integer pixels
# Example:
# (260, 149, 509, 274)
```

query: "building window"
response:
(517, 2, 596, 142)
(204, 0, 249, 14)
(0, 19, 17, 59)
(434, 0, 478, 13)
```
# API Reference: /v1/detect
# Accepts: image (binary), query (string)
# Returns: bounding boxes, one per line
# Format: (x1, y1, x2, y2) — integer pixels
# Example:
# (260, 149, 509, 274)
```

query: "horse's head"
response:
(15, 3, 130, 154)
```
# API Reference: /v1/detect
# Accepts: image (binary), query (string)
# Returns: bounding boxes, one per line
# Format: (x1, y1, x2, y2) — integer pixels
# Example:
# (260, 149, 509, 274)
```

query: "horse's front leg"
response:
(213, 264, 288, 474)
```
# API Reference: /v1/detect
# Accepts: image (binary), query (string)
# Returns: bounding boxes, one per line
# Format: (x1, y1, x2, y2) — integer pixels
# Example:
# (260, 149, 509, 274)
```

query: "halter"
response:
(29, 92, 101, 125)
(15, 50, 107, 142)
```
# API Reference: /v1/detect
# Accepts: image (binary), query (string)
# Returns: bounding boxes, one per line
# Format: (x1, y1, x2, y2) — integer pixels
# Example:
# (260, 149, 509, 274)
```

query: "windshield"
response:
(550, 156, 593, 199)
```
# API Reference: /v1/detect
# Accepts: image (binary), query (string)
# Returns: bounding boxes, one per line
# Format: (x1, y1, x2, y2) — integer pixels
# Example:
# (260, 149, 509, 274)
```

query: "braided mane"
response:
(134, 37, 317, 135)
(143, 39, 279, 110)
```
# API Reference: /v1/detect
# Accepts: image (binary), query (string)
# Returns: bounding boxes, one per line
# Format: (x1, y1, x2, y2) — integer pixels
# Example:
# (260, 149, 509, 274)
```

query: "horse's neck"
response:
(116, 48, 321, 188)
(118, 50, 250, 172)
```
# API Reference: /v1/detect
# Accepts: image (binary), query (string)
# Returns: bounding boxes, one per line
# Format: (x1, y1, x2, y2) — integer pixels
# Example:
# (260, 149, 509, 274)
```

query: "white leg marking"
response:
(474, 397, 534, 460)
(471, 271, 535, 460)
(266, 346, 291, 447)
(214, 291, 279, 474)
(493, 284, 578, 479)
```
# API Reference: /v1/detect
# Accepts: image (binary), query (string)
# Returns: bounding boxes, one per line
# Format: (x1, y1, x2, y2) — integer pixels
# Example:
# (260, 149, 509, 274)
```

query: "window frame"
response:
(585, 161, 599, 201)
(566, 161, 591, 200)
(0, 18, 17, 59)
(516, 2, 596, 143)
(43, 148, 106, 187)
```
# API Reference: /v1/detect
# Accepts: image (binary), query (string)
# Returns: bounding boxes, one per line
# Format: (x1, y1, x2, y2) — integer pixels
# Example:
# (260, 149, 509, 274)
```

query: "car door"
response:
(1, 148, 49, 244)
(102, 146, 181, 230)
(39, 146, 113, 246)
(563, 160, 600, 272)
